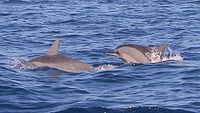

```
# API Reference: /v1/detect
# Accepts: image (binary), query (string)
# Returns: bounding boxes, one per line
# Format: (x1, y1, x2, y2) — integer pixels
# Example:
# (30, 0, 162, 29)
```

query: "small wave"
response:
(2, 0, 29, 4)
(0, 12, 11, 16)
(55, 106, 195, 113)
(9, 57, 38, 70)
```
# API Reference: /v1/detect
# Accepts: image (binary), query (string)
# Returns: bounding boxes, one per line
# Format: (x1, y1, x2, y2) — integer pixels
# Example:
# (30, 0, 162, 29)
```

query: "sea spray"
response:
(145, 46, 183, 63)
(9, 57, 38, 70)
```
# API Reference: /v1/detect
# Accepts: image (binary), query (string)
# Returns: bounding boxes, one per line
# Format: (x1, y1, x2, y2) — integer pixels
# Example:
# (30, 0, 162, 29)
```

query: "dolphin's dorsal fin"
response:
(158, 44, 168, 53)
(47, 38, 60, 56)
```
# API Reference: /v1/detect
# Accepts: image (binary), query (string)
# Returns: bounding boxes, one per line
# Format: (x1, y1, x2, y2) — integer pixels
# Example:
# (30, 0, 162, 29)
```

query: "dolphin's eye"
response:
(116, 51, 120, 55)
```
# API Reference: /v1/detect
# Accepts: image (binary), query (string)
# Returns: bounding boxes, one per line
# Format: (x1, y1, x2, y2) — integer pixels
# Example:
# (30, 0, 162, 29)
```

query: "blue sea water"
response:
(0, 0, 200, 113)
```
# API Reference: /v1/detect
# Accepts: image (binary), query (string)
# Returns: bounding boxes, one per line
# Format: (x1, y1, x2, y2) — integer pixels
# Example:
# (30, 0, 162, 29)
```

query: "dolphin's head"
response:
(105, 50, 133, 63)
(105, 46, 151, 64)
(105, 44, 149, 57)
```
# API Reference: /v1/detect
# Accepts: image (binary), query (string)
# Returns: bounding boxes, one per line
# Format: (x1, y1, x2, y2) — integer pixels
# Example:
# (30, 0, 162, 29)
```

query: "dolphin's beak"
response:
(105, 51, 118, 56)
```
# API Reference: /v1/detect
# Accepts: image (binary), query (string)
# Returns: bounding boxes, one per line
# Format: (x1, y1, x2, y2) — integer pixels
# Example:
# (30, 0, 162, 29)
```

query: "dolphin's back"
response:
(29, 39, 94, 72)
(116, 44, 150, 54)
(30, 54, 94, 72)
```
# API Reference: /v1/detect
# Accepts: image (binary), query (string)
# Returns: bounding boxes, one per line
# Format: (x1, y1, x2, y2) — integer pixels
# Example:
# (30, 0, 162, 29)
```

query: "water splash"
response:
(145, 46, 183, 63)
(162, 46, 183, 61)
(145, 48, 162, 63)
(9, 57, 38, 70)
(95, 64, 116, 71)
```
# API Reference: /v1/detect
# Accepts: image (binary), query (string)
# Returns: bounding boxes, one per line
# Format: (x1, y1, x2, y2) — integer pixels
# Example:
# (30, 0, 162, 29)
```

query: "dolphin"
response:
(106, 44, 169, 64)
(29, 39, 94, 72)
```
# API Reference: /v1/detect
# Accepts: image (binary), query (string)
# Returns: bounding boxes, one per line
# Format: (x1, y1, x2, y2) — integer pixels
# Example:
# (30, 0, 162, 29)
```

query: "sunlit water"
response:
(0, 0, 200, 113)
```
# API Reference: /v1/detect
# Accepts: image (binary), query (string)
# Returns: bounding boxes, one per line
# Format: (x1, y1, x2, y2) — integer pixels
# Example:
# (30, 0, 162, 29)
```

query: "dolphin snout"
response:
(105, 51, 119, 56)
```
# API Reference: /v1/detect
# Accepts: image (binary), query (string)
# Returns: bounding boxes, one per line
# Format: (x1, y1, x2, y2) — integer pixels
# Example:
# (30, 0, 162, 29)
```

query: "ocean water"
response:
(0, 0, 200, 113)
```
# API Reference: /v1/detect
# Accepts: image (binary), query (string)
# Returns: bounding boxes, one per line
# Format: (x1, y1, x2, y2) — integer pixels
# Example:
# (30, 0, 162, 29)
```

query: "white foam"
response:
(162, 54, 183, 62)
(95, 64, 116, 71)
(162, 46, 183, 61)
(145, 48, 162, 63)
(9, 57, 38, 70)
(145, 46, 183, 63)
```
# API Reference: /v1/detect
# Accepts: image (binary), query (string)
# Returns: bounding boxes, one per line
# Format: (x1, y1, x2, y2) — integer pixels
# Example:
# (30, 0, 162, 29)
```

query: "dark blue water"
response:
(0, 0, 200, 113)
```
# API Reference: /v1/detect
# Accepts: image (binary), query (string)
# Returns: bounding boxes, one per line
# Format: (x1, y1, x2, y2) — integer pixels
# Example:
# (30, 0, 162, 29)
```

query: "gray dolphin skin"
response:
(29, 39, 94, 72)
(106, 44, 169, 64)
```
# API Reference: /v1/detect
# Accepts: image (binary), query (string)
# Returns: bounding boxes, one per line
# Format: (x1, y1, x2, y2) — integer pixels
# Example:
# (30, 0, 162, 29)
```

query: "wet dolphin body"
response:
(106, 44, 169, 64)
(29, 39, 94, 72)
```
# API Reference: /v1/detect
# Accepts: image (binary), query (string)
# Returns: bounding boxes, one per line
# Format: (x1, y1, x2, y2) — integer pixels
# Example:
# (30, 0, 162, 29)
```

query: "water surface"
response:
(0, 0, 200, 113)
